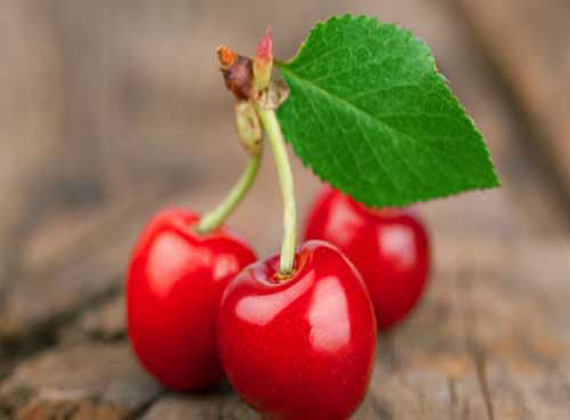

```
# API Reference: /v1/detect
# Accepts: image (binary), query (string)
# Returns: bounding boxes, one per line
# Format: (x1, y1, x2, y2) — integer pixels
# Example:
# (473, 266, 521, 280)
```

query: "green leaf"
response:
(276, 14, 499, 207)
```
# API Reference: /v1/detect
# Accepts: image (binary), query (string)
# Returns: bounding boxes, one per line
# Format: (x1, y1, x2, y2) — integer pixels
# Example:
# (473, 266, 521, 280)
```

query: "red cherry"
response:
(126, 208, 256, 391)
(305, 187, 430, 331)
(218, 240, 377, 420)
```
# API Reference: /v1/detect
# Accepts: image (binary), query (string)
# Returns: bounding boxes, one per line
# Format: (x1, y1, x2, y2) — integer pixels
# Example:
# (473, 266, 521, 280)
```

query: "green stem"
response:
(255, 105, 297, 274)
(196, 153, 262, 234)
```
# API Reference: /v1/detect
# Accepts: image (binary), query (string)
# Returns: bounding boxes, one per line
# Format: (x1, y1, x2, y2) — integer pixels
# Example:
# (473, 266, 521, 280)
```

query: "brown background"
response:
(1, 0, 570, 419)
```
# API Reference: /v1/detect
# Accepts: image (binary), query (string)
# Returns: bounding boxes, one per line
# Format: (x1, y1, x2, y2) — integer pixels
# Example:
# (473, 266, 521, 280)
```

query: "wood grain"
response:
(460, 0, 570, 204)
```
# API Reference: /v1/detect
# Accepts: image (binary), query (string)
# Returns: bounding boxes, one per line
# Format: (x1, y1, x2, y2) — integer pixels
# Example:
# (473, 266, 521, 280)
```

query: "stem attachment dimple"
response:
(255, 104, 297, 275)
(196, 152, 262, 234)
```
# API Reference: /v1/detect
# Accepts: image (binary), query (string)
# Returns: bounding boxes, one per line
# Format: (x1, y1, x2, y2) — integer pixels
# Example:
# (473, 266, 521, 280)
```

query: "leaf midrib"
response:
(278, 64, 436, 149)
(278, 65, 489, 196)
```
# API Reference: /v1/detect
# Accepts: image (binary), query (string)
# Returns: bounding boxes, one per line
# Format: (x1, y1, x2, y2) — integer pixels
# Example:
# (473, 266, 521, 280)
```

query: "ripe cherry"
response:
(305, 187, 430, 331)
(218, 240, 377, 420)
(126, 208, 256, 391)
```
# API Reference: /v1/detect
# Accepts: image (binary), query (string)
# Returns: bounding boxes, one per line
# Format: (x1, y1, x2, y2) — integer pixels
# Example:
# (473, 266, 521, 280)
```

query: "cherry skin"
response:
(304, 187, 430, 331)
(218, 240, 377, 420)
(126, 208, 256, 391)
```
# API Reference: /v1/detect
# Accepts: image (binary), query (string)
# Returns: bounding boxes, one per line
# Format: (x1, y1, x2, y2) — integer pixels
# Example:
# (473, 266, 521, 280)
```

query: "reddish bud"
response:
(253, 26, 273, 92)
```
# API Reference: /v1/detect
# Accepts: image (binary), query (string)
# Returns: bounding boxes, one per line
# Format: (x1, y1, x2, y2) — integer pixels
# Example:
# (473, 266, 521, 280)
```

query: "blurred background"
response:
(1, 0, 570, 419)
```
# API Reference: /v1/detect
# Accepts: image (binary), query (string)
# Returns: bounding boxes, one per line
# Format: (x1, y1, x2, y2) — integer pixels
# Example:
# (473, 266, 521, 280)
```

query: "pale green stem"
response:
(196, 153, 262, 234)
(255, 105, 297, 274)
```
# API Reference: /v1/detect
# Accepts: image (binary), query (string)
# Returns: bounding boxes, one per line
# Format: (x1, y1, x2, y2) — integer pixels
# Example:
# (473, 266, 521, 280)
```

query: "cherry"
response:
(218, 240, 377, 420)
(304, 187, 430, 331)
(126, 208, 256, 391)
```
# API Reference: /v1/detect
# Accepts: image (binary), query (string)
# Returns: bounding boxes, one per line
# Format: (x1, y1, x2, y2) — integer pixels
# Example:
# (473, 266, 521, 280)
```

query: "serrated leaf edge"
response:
(276, 14, 500, 208)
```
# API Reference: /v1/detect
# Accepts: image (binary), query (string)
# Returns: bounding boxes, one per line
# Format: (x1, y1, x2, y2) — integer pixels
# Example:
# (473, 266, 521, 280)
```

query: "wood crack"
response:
(472, 348, 495, 420)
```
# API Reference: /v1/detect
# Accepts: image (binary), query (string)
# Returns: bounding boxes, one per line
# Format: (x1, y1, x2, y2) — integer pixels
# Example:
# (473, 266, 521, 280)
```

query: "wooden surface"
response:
(460, 0, 570, 205)
(1, 0, 569, 419)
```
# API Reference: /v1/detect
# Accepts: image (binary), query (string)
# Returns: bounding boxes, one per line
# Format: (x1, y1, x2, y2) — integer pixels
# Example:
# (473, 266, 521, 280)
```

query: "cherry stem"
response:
(255, 104, 297, 275)
(196, 152, 262, 234)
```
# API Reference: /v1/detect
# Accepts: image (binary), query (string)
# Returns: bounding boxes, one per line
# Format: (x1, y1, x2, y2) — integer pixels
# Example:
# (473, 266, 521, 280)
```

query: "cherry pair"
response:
(127, 188, 429, 419)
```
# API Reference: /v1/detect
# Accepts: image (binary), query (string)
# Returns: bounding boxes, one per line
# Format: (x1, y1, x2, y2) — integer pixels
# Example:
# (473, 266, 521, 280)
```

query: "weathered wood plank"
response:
(61, 294, 125, 345)
(0, 0, 63, 297)
(141, 392, 382, 420)
(459, 0, 570, 204)
(0, 343, 161, 419)
(141, 391, 256, 420)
